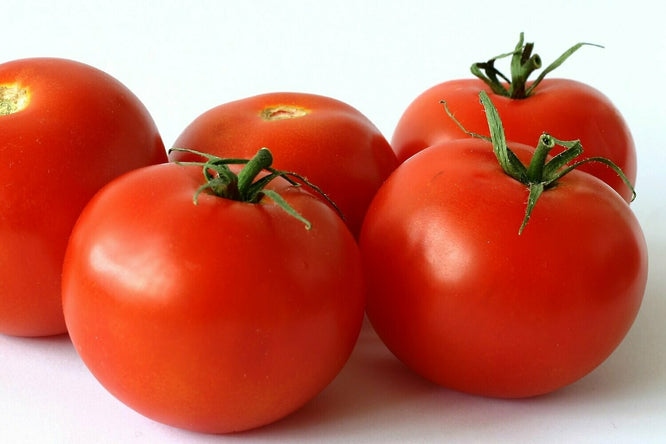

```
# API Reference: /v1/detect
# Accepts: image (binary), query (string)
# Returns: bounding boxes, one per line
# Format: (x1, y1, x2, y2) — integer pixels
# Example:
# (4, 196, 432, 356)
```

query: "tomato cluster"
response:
(0, 33, 648, 434)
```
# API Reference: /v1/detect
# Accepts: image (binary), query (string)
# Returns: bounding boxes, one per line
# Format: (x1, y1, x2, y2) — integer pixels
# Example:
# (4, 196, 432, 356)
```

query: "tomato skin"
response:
(62, 162, 365, 433)
(0, 57, 166, 337)
(360, 138, 647, 398)
(391, 78, 636, 202)
(169, 92, 398, 238)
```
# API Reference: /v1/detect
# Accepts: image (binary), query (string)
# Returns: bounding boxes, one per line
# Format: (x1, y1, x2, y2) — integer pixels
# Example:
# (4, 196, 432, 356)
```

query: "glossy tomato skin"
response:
(391, 78, 636, 202)
(360, 139, 647, 398)
(169, 92, 398, 238)
(0, 57, 166, 337)
(62, 163, 366, 433)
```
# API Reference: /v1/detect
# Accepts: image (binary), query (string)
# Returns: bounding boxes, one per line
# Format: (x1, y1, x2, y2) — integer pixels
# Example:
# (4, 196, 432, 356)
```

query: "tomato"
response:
(360, 94, 647, 398)
(391, 35, 636, 202)
(61, 152, 365, 433)
(168, 92, 398, 238)
(0, 57, 166, 337)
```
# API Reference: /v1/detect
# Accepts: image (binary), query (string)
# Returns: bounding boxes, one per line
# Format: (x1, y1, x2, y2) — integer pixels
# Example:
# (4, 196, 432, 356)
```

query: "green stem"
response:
(445, 91, 635, 234)
(169, 147, 343, 230)
(471, 32, 602, 99)
(521, 183, 545, 235)
(236, 147, 274, 202)
(478, 92, 528, 182)
(525, 42, 601, 96)
(508, 42, 542, 98)
(470, 60, 510, 96)
(525, 135, 555, 182)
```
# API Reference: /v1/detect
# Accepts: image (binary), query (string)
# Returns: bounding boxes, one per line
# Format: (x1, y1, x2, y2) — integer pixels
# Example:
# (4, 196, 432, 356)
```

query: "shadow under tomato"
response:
(545, 263, 666, 404)
(0, 331, 73, 353)
(5, 282, 664, 443)
(235, 271, 666, 440)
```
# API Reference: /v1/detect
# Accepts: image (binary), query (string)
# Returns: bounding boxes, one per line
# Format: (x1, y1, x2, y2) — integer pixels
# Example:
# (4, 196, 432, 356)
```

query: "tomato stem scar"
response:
(470, 32, 603, 99)
(260, 105, 310, 121)
(0, 84, 29, 115)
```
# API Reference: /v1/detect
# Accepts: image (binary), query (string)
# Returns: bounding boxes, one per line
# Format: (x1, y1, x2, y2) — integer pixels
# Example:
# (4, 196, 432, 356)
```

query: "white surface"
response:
(2, 0, 665, 442)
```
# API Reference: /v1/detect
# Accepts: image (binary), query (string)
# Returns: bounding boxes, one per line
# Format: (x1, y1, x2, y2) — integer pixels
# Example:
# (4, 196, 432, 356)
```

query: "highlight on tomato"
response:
(168, 91, 399, 238)
(391, 33, 636, 202)
(62, 148, 366, 433)
(360, 91, 648, 398)
(0, 57, 166, 337)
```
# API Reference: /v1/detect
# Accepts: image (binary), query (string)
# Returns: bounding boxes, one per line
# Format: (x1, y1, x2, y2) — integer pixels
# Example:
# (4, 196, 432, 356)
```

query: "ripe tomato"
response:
(62, 156, 365, 433)
(360, 137, 647, 398)
(391, 36, 636, 202)
(168, 92, 398, 238)
(0, 57, 166, 337)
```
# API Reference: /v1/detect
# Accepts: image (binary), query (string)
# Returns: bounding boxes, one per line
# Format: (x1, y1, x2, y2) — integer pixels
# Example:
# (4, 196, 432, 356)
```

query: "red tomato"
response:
(360, 138, 647, 398)
(62, 160, 365, 433)
(0, 57, 166, 337)
(168, 92, 398, 238)
(391, 40, 636, 202)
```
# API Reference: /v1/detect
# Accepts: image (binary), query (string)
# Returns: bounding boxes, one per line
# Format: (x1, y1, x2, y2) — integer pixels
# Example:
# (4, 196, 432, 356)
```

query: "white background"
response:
(2, 1, 665, 442)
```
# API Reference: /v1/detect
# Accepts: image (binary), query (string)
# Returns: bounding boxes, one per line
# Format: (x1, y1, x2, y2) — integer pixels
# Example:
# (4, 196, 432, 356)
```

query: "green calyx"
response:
(442, 91, 635, 234)
(470, 32, 603, 99)
(169, 147, 340, 230)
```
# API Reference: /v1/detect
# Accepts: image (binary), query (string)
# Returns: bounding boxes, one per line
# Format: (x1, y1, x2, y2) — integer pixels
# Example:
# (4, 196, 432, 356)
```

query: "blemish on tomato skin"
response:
(260, 105, 310, 121)
(0, 84, 30, 115)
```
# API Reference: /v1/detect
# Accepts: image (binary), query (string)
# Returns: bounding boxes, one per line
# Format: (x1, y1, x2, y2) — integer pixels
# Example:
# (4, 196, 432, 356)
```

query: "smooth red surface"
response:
(360, 138, 648, 398)
(391, 78, 636, 202)
(62, 163, 366, 433)
(0, 57, 166, 336)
